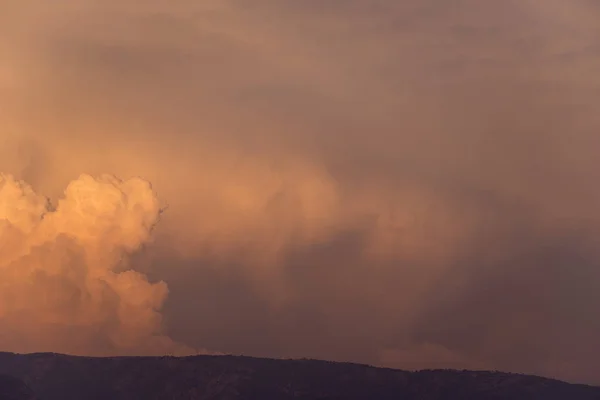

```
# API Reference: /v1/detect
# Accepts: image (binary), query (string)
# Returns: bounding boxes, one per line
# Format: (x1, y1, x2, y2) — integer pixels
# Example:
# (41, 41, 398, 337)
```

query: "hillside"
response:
(0, 352, 598, 400)
(0, 374, 36, 400)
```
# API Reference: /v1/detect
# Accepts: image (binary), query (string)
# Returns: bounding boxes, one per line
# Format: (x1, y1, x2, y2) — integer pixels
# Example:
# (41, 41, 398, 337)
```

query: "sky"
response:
(1, 0, 600, 385)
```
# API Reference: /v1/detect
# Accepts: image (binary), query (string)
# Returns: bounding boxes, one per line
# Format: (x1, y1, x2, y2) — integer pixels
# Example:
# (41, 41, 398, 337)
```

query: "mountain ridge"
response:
(0, 352, 598, 399)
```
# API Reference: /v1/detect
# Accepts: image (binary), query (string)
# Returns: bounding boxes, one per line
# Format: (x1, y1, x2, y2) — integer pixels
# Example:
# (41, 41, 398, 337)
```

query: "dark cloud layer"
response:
(1, 0, 600, 385)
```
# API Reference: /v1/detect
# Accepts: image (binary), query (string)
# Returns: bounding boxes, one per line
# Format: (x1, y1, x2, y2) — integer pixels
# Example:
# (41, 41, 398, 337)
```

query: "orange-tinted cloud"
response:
(0, 173, 193, 355)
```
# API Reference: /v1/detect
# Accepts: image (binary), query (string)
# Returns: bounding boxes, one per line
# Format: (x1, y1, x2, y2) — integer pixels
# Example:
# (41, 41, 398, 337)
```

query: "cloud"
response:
(1, 0, 600, 385)
(0, 173, 191, 356)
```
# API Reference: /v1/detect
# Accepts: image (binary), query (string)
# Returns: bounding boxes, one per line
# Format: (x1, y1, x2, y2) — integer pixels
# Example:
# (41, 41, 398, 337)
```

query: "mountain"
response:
(0, 374, 36, 400)
(0, 352, 598, 400)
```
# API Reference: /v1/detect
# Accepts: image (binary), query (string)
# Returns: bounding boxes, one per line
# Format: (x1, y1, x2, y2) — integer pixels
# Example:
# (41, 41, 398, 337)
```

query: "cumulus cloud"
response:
(0, 173, 190, 356)
(1, 0, 600, 386)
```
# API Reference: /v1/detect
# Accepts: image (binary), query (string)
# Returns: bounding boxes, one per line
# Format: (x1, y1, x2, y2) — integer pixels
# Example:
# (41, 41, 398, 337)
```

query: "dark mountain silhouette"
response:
(0, 374, 36, 400)
(0, 352, 598, 400)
